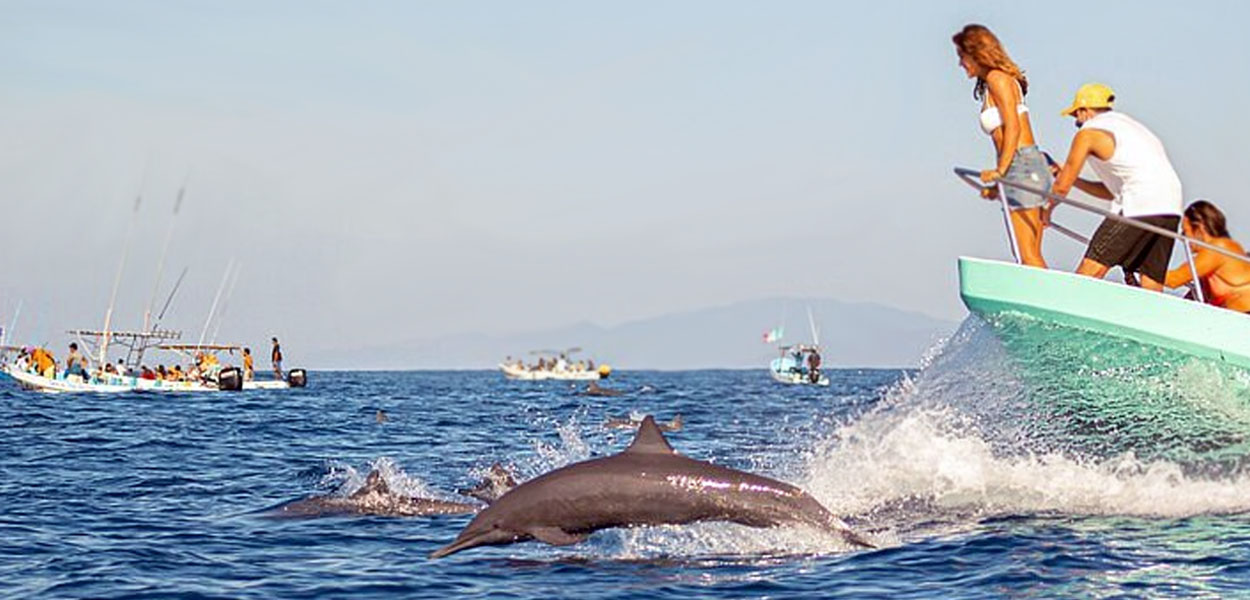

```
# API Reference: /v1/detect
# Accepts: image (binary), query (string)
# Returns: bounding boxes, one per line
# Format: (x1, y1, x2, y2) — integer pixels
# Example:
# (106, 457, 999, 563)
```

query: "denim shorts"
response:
(1000, 145, 1053, 209)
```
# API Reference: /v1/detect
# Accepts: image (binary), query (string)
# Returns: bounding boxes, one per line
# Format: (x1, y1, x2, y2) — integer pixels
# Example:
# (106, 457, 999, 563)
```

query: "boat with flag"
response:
(765, 307, 830, 386)
(953, 166, 1250, 370)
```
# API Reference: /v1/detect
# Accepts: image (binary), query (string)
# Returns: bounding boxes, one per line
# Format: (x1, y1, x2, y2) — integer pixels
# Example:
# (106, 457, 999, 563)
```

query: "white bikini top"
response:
(979, 79, 1029, 135)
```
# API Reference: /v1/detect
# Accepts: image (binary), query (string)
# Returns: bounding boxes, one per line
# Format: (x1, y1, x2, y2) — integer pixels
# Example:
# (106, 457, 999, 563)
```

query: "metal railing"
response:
(954, 166, 1250, 303)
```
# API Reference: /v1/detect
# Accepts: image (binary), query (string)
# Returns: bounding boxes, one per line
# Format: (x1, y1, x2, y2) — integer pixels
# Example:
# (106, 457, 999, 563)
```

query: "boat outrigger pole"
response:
(198, 260, 234, 348)
(2, 300, 20, 347)
(144, 176, 186, 332)
(101, 188, 144, 365)
(807, 306, 820, 348)
(209, 266, 241, 346)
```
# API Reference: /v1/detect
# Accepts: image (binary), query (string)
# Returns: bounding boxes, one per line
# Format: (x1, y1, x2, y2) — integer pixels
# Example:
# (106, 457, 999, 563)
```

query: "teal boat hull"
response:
(958, 256, 1250, 370)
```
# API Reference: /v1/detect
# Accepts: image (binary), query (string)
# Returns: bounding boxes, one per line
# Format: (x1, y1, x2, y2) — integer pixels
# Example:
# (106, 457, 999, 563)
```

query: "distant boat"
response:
(500, 347, 611, 381)
(765, 307, 829, 386)
(769, 344, 830, 387)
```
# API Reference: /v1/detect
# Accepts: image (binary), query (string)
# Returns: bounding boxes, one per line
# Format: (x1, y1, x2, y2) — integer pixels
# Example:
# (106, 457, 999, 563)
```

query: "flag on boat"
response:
(762, 327, 784, 343)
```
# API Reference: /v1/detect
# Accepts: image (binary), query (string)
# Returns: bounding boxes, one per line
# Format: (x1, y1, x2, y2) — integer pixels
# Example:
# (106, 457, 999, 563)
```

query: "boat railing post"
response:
(1185, 240, 1206, 303)
(996, 181, 1021, 264)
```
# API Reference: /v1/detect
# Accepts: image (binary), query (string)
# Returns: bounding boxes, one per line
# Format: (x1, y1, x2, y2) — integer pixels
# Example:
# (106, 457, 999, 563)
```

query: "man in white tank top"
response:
(1051, 83, 1183, 291)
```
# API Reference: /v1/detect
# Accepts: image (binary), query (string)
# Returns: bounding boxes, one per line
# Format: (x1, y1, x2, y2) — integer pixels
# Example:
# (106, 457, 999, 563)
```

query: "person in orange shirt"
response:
(242, 348, 255, 382)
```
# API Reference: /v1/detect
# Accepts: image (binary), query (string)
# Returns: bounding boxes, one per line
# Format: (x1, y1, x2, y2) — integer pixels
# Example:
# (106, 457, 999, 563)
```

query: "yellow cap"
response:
(1061, 83, 1115, 116)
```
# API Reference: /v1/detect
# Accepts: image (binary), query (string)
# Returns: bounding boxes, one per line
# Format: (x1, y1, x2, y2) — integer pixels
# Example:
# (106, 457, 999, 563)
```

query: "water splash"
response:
(801, 315, 1250, 538)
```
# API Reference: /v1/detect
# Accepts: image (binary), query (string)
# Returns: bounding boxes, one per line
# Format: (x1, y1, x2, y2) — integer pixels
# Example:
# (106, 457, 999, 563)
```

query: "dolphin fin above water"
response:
(355, 470, 391, 497)
(624, 415, 675, 454)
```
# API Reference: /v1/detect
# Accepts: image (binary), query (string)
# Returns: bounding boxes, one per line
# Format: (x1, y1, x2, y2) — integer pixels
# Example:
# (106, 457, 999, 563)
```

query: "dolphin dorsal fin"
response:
(355, 470, 390, 496)
(625, 415, 675, 454)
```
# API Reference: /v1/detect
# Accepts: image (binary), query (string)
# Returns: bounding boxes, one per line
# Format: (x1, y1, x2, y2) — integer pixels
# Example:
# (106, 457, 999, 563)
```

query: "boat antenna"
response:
(198, 259, 234, 348)
(153, 266, 189, 328)
(101, 168, 148, 364)
(144, 173, 187, 332)
(807, 306, 820, 348)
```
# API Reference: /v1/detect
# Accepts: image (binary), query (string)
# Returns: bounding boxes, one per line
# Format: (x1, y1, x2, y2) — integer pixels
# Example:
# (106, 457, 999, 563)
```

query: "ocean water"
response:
(5, 317, 1250, 599)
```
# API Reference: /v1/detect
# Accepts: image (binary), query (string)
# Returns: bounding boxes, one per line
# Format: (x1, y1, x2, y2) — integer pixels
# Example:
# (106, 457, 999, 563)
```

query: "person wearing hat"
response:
(1050, 83, 1183, 291)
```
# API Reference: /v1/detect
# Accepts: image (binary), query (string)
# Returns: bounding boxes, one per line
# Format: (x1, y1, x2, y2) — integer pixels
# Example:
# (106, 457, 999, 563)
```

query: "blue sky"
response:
(1, 1, 1247, 359)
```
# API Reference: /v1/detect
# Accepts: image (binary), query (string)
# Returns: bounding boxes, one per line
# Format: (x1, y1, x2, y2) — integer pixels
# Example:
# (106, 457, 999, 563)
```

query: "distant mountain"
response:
(306, 298, 957, 370)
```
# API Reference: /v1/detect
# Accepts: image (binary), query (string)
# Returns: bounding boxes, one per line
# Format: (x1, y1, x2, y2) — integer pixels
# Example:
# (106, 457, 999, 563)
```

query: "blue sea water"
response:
(5, 317, 1250, 599)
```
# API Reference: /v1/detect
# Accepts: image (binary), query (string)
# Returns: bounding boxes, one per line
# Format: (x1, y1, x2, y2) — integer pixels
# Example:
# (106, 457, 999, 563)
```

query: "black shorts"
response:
(1084, 214, 1180, 283)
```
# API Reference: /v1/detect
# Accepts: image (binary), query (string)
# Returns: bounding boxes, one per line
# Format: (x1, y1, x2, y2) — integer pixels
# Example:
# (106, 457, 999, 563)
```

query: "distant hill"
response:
(306, 298, 957, 370)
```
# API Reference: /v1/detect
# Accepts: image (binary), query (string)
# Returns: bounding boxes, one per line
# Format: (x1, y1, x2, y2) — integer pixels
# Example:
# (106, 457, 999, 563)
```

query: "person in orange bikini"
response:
(1164, 201, 1250, 312)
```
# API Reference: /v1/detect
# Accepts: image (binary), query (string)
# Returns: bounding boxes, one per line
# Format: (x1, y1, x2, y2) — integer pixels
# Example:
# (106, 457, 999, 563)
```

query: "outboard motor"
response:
(287, 368, 307, 388)
(217, 366, 243, 391)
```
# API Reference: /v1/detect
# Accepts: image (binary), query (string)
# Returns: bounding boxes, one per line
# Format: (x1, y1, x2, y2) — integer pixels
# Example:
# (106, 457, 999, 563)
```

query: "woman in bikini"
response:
(953, 24, 1053, 268)
(1164, 200, 1250, 312)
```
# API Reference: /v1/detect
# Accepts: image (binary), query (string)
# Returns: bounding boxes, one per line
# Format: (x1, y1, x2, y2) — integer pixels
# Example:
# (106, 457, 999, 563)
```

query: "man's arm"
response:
(1052, 129, 1115, 200)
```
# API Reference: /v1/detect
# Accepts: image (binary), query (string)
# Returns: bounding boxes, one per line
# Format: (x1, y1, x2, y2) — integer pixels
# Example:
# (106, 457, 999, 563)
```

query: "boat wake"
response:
(802, 316, 1250, 541)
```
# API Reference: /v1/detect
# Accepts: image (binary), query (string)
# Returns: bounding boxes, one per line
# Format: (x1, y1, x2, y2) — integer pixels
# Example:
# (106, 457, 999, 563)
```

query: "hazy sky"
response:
(2, 1, 1247, 360)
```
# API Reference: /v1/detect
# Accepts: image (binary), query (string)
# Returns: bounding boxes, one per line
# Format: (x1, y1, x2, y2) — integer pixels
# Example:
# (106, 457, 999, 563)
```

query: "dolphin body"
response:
(431, 416, 872, 558)
(271, 470, 479, 518)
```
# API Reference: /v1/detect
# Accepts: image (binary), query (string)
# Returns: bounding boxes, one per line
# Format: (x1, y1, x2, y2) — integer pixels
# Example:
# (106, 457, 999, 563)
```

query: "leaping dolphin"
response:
(430, 416, 873, 558)
(271, 470, 478, 518)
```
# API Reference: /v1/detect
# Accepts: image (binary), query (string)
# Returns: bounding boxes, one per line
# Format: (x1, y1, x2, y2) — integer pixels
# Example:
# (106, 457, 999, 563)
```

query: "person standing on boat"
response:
(1051, 83, 1183, 292)
(271, 337, 283, 380)
(953, 24, 1053, 268)
(243, 347, 255, 382)
(1164, 201, 1250, 312)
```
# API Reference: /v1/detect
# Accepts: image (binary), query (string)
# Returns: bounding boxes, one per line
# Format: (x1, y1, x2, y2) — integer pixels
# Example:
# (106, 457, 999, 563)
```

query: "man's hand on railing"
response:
(980, 186, 999, 201)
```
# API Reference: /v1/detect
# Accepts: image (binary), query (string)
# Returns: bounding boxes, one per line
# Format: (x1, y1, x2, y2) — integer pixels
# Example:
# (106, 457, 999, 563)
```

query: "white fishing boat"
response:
(0, 363, 134, 394)
(499, 347, 611, 381)
(0, 185, 307, 394)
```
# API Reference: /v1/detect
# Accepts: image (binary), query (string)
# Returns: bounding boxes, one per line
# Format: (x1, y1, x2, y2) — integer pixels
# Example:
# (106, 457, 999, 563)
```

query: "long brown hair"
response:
(952, 24, 1028, 101)
(1185, 200, 1230, 238)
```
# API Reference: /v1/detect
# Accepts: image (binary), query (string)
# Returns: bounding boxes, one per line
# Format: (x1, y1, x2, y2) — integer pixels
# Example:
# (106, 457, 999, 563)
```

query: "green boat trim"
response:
(958, 256, 1250, 370)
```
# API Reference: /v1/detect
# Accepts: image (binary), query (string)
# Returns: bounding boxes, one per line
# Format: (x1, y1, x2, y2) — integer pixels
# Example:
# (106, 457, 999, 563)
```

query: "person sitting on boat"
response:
(1050, 83, 1183, 292)
(1164, 201, 1250, 312)
(806, 350, 822, 384)
(953, 24, 1053, 268)
(64, 342, 88, 381)
(140, 365, 156, 380)
(170, 365, 185, 381)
